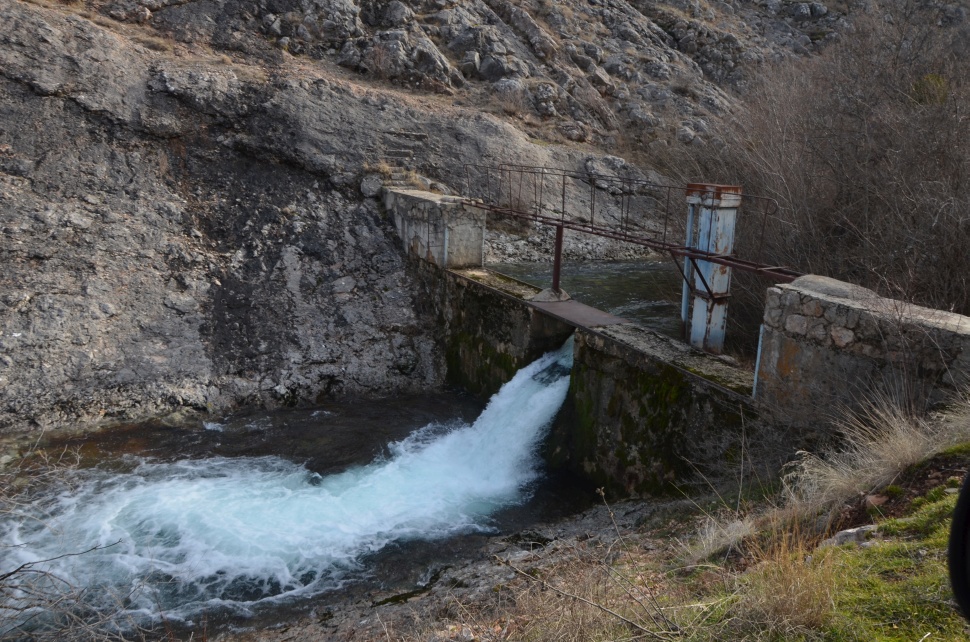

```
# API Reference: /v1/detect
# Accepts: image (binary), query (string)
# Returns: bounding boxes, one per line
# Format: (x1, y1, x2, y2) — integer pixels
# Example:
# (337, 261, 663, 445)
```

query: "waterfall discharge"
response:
(1, 339, 574, 625)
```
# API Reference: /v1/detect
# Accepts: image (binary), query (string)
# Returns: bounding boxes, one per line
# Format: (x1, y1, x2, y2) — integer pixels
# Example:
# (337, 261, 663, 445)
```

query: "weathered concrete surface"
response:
(412, 264, 574, 398)
(530, 300, 627, 328)
(549, 324, 756, 496)
(385, 189, 485, 268)
(756, 275, 970, 424)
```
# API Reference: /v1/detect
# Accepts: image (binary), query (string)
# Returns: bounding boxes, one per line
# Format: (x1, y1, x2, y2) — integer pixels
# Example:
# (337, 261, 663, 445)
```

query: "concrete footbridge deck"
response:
(452, 269, 628, 329)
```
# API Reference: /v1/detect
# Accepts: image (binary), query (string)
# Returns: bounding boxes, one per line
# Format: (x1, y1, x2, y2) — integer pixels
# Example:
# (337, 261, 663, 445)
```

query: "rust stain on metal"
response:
(685, 183, 742, 201)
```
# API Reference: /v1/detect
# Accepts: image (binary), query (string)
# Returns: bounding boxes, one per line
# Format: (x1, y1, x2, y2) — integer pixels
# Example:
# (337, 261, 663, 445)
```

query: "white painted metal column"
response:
(686, 183, 742, 354)
(680, 196, 698, 339)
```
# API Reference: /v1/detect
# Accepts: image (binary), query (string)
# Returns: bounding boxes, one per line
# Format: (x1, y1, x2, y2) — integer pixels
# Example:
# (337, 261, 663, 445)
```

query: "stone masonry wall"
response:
(392, 188, 776, 497)
(411, 262, 575, 399)
(757, 275, 970, 426)
(549, 324, 757, 497)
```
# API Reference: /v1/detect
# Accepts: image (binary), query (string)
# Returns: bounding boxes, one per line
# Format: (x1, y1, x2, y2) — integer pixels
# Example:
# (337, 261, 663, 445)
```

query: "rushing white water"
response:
(1, 339, 573, 625)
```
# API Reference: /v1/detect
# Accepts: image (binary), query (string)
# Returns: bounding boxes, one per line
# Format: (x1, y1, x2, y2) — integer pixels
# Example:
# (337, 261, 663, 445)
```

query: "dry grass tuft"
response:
(569, 84, 618, 130)
(364, 160, 395, 178)
(683, 513, 756, 564)
(504, 555, 646, 641)
(131, 33, 174, 53)
(732, 528, 837, 637)
(495, 91, 531, 118)
(784, 397, 970, 513)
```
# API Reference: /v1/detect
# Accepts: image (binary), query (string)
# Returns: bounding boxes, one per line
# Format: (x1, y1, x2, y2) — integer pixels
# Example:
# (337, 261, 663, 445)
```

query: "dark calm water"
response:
(491, 260, 683, 337)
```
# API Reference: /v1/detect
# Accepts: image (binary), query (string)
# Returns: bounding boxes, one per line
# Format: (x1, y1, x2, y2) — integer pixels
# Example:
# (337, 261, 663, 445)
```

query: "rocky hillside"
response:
(104, 0, 855, 149)
(0, 0, 858, 436)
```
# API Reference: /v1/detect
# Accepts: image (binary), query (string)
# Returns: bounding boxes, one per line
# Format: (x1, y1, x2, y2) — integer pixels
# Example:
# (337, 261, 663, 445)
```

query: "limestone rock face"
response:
(0, 0, 585, 435)
(96, 0, 855, 146)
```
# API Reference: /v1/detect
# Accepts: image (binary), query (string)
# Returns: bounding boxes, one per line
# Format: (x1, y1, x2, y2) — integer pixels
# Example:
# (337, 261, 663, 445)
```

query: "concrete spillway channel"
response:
(416, 261, 758, 497)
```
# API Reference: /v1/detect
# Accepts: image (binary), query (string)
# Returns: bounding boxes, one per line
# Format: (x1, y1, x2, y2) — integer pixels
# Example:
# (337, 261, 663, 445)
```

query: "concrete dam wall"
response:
(389, 188, 758, 496)
(389, 188, 970, 496)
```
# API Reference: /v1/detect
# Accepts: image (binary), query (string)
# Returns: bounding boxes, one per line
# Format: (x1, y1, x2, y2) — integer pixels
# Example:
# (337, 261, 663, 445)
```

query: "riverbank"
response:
(215, 401, 970, 641)
(219, 493, 686, 642)
(4, 397, 970, 640)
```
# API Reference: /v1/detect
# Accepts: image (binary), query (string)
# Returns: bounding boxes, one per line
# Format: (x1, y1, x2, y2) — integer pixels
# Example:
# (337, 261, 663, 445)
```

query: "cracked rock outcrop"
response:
(0, 0, 598, 435)
(0, 0, 904, 435)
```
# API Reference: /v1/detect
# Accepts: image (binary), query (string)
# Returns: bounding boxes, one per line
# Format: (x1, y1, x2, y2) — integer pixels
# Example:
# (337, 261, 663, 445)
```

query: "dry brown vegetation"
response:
(390, 395, 970, 642)
(664, 0, 970, 347)
(784, 397, 970, 514)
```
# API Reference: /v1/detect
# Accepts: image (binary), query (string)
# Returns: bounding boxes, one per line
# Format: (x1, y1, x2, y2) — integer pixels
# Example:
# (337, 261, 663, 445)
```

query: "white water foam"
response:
(1, 339, 573, 625)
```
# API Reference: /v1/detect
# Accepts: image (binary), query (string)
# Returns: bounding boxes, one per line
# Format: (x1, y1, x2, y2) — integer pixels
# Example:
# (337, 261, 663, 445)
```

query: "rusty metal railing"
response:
(462, 164, 802, 293)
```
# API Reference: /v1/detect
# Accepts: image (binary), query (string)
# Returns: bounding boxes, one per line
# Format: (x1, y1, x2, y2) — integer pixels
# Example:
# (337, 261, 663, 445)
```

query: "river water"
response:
(1, 341, 591, 637)
(491, 260, 682, 337)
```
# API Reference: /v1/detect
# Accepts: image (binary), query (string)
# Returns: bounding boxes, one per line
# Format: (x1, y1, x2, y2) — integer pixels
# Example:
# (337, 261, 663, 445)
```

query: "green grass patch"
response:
(883, 484, 904, 499)
(940, 442, 970, 458)
(825, 491, 968, 640)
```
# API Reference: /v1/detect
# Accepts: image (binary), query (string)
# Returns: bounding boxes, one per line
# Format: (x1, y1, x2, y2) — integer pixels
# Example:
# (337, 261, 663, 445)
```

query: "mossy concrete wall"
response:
(391, 188, 761, 497)
(389, 188, 573, 397)
(547, 325, 756, 497)
(412, 260, 574, 398)
(757, 275, 970, 426)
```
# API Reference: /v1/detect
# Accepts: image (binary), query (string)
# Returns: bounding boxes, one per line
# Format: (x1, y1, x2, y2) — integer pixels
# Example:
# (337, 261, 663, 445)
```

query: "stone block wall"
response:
(756, 275, 970, 424)
(549, 324, 756, 496)
(410, 260, 575, 399)
(384, 188, 486, 268)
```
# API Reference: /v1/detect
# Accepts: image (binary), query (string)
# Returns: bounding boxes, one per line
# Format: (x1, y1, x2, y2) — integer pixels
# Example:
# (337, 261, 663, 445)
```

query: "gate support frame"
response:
(552, 225, 564, 294)
(685, 184, 742, 354)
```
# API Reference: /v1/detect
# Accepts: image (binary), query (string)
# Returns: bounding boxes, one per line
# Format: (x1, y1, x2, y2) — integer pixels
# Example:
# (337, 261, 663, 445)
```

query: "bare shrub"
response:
(496, 90, 529, 117)
(367, 42, 391, 80)
(668, 0, 970, 345)
(364, 41, 407, 80)
(570, 83, 619, 131)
